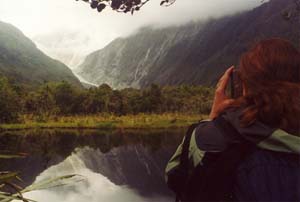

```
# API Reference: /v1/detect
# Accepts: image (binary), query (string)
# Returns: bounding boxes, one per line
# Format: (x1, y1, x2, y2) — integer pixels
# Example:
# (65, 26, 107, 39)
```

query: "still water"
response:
(0, 128, 184, 202)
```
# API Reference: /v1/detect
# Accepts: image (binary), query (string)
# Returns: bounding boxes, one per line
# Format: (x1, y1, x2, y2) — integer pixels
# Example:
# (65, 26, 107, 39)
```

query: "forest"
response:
(0, 74, 214, 128)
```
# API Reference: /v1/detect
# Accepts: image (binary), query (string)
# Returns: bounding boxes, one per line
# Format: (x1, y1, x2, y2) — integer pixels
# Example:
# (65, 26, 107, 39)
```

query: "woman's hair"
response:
(235, 38, 300, 135)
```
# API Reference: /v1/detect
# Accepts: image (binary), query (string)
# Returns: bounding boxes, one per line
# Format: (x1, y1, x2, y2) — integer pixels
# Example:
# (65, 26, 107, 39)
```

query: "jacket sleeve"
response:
(165, 119, 231, 182)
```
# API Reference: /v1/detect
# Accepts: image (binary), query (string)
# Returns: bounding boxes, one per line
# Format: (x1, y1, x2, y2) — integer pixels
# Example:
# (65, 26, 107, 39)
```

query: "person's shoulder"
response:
(195, 107, 242, 140)
(194, 106, 276, 151)
(194, 118, 232, 152)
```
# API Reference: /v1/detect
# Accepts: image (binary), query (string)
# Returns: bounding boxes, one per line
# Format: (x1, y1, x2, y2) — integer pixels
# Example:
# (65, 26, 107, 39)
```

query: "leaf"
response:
(0, 193, 21, 202)
(133, 0, 141, 5)
(97, 3, 106, 12)
(0, 172, 19, 183)
(0, 154, 27, 159)
(111, 0, 122, 10)
(22, 174, 85, 193)
(0, 175, 83, 202)
(160, 1, 166, 6)
(90, 0, 98, 9)
(0, 193, 37, 202)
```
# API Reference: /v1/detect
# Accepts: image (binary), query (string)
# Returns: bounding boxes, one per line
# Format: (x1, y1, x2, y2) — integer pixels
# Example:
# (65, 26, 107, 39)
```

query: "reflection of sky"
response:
(20, 147, 171, 202)
(0, 0, 262, 68)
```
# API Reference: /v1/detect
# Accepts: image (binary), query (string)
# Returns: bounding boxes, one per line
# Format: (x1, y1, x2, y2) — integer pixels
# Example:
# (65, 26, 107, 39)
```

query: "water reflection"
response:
(24, 147, 172, 202)
(0, 128, 184, 201)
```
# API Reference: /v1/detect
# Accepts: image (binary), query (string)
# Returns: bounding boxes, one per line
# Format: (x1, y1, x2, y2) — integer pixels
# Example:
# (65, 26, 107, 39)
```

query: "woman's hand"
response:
(209, 66, 235, 120)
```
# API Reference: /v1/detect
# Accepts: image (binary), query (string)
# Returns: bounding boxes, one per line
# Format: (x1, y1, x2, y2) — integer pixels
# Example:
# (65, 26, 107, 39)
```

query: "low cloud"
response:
(0, 0, 263, 68)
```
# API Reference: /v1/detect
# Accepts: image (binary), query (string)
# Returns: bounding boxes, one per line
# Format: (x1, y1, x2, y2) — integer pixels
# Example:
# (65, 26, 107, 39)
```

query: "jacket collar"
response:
(221, 107, 300, 154)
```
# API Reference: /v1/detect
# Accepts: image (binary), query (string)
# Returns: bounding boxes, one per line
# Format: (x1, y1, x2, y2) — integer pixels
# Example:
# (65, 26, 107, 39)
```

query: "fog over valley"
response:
(0, 0, 262, 69)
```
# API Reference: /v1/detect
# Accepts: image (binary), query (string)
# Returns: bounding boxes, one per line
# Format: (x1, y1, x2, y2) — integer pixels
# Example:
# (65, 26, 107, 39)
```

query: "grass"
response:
(0, 113, 208, 131)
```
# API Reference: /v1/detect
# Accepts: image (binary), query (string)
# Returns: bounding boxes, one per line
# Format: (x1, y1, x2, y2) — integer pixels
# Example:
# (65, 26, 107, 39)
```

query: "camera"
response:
(230, 67, 243, 99)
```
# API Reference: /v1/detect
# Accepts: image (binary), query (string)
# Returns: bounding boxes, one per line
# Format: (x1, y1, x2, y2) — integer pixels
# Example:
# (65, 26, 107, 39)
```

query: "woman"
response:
(165, 38, 300, 201)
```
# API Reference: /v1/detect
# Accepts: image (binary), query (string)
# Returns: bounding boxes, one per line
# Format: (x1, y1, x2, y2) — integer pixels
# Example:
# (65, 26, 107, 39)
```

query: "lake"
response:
(0, 128, 185, 202)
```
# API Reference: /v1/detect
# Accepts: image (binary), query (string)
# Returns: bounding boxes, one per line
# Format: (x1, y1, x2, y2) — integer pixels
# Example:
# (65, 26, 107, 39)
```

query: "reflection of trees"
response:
(0, 129, 186, 177)
(0, 129, 184, 155)
(0, 129, 183, 195)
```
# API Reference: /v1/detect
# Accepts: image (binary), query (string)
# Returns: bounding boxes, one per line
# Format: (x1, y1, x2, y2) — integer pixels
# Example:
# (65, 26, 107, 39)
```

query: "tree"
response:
(121, 87, 143, 114)
(77, 0, 300, 22)
(0, 75, 20, 123)
(143, 84, 164, 113)
(77, 0, 176, 14)
(26, 83, 58, 117)
(83, 84, 113, 113)
(108, 90, 127, 115)
(52, 81, 77, 114)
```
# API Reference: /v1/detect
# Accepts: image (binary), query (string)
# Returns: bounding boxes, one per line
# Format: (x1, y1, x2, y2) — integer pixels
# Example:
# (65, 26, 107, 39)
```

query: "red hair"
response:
(235, 38, 300, 135)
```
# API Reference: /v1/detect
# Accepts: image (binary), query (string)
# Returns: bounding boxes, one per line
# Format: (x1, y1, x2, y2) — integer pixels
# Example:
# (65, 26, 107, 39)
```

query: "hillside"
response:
(76, 0, 299, 89)
(0, 21, 82, 87)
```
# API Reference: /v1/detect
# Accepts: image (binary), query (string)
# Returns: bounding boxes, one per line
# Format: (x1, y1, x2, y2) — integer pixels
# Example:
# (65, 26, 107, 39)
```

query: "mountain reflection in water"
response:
(0, 129, 184, 202)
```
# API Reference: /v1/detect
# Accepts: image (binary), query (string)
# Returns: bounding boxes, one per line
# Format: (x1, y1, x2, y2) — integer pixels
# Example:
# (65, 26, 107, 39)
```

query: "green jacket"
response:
(165, 107, 300, 181)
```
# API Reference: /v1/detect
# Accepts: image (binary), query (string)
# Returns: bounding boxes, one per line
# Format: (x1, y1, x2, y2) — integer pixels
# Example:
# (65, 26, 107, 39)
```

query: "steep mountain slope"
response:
(0, 21, 82, 87)
(76, 0, 299, 88)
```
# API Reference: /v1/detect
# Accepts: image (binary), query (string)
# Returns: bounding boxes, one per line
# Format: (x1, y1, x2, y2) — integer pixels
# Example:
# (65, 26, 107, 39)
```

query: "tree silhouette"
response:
(77, 0, 300, 22)
(76, 0, 176, 14)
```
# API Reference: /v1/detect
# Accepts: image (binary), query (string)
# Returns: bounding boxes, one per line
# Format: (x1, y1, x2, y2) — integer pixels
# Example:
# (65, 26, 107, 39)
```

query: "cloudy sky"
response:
(0, 0, 262, 68)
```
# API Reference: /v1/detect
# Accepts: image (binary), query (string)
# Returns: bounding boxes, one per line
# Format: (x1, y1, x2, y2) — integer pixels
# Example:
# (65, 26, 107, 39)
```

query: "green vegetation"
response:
(0, 76, 19, 123)
(0, 74, 213, 130)
(0, 113, 208, 130)
(0, 153, 83, 202)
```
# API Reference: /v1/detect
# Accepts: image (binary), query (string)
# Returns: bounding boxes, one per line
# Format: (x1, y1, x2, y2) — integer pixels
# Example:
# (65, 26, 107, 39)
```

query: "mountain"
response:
(76, 0, 300, 89)
(0, 21, 82, 87)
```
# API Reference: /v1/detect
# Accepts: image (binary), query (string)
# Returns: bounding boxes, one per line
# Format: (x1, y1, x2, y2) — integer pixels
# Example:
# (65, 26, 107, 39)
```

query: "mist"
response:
(0, 0, 263, 68)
